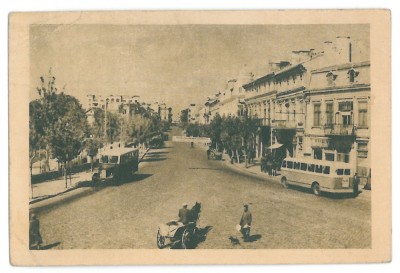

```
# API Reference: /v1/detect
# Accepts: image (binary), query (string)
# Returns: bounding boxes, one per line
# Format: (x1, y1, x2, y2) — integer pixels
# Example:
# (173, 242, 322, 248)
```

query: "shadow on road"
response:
(146, 151, 169, 156)
(140, 157, 168, 163)
(287, 184, 361, 199)
(76, 173, 153, 188)
(245, 234, 262, 243)
(168, 225, 213, 249)
(188, 167, 224, 171)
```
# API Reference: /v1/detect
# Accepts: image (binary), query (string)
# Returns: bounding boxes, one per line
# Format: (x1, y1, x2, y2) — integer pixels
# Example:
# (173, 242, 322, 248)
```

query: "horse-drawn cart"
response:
(156, 202, 201, 249)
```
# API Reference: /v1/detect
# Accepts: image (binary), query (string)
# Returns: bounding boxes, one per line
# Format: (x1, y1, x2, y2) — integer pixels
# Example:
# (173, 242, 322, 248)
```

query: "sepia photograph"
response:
(8, 10, 391, 265)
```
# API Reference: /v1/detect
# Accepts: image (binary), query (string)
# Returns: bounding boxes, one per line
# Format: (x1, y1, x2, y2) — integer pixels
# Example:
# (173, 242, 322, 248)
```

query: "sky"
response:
(30, 24, 369, 116)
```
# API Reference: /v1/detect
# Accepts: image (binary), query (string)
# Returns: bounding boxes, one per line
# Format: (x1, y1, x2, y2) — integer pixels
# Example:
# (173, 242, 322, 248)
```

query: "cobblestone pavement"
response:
(31, 127, 371, 249)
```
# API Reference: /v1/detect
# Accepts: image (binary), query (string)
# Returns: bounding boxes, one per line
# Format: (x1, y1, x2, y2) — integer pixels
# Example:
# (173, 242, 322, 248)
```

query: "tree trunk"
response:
(64, 161, 68, 188)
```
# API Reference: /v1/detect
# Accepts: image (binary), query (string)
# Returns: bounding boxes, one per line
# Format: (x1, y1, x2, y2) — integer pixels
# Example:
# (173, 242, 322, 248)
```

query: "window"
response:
(358, 101, 368, 127)
(315, 165, 323, 173)
(281, 160, 287, 168)
(308, 164, 315, 172)
(300, 163, 307, 171)
(337, 153, 350, 163)
(313, 104, 321, 126)
(357, 142, 368, 158)
(326, 103, 334, 125)
(325, 152, 335, 161)
(342, 114, 352, 126)
(344, 169, 351, 175)
(287, 161, 293, 169)
(102, 156, 109, 163)
(110, 156, 119, 163)
(293, 162, 301, 170)
(337, 169, 344, 175)
(323, 166, 331, 174)
(314, 148, 322, 160)
(348, 69, 359, 83)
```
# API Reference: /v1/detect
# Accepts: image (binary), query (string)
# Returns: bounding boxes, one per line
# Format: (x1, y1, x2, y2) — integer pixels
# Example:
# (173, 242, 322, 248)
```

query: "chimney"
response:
(336, 36, 352, 63)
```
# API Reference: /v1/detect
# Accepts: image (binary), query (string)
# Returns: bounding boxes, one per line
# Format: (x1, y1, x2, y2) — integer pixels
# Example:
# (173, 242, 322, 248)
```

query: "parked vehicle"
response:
(209, 149, 222, 160)
(280, 157, 357, 196)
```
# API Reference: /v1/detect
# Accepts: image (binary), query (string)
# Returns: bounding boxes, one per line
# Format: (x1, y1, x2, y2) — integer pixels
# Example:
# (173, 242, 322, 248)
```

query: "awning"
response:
(267, 143, 283, 149)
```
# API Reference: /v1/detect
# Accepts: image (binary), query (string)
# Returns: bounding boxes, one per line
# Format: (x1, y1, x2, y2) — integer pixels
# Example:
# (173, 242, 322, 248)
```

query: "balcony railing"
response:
(255, 118, 271, 126)
(324, 124, 356, 136)
(272, 119, 304, 130)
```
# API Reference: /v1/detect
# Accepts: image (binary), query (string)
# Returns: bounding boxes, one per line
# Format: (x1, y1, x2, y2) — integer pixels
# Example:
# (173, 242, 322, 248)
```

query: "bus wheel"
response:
(311, 182, 321, 196)
(281, 177, 288, 189)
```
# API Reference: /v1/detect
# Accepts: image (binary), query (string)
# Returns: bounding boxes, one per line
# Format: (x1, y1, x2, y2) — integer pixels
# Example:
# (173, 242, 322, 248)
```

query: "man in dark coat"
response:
(239, 204, 252, 241)
(353, 172, 360, 197)
(178, 203, 190, 225)
(206, 147, 211, 160)
(29, 213, 43, 250)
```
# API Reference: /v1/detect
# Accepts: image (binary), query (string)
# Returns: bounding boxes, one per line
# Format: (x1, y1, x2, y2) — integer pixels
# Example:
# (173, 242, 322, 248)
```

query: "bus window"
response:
(287, 161, 293, 169)
(344, 169, 351, 175)
(315, 165, 323, 173)
(110, 156, 119, 163)
(281, 161, 287, 168)
(102, 156, 109, 163)
(336, 169, 344, 175)
(323, 166, 330, 174)
(300, 163, 307, 171)
(308, 164, 315, 172)
(293, 162, 301, 170)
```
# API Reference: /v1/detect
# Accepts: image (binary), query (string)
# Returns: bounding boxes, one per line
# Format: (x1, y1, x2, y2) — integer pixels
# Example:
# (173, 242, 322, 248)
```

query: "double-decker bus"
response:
(97, 143, 139, 180)
(280, 157, 357, 196)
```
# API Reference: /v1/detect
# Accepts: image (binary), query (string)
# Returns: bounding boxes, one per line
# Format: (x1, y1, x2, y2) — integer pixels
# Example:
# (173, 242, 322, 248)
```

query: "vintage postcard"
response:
(9, 10, 391, 265)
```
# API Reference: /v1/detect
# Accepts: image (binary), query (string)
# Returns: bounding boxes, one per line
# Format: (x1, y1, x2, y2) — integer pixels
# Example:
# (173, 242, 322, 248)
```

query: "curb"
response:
(29, 186, 79, 205)
(222, 155, 281, 185)
(30, 148, 151, 206)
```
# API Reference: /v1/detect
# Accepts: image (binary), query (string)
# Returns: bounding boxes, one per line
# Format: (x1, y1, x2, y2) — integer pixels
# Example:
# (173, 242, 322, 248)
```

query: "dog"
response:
(229, 236, 241, 246)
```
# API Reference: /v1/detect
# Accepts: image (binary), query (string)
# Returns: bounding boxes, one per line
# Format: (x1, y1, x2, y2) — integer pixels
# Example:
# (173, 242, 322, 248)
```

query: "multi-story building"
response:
(242, 36, 370, 176)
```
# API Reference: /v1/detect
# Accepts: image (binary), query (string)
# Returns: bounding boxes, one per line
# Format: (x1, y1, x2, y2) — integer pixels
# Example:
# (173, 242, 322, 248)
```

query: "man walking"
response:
(178, 203, 190, 225)
(353, 172, 360, 198)
(29, 213, 43, 250)
(239, 204, 252, 241)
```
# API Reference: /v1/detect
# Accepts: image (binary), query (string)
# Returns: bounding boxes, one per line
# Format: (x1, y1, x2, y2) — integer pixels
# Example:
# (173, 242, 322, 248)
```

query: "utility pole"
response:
(104, 102, 108, 144)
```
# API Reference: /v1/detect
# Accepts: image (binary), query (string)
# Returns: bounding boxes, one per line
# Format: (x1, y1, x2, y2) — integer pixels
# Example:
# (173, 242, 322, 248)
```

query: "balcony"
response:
(255, 118, 271, 126)
(324, 124, 356, 136)
(272, 119, 304, 130)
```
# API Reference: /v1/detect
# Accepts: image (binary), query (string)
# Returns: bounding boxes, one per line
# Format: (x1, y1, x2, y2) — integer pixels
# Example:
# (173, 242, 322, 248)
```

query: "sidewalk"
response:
(220, 153, 371, 199)
(221, 153, 281, 184)
(29, 148, 150, 205)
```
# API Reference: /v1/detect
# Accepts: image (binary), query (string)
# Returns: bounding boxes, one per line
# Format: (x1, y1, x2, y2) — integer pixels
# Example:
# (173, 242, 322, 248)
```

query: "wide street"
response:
(32, 127, 371, 249)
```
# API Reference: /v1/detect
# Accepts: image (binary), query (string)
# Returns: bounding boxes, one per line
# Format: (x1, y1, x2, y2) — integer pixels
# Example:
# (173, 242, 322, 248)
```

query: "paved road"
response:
(32, 127, 371, 249)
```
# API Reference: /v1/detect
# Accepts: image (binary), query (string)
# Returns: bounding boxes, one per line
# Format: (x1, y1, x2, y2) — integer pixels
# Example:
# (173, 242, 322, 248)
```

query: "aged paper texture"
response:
(9, 10, 391, 265)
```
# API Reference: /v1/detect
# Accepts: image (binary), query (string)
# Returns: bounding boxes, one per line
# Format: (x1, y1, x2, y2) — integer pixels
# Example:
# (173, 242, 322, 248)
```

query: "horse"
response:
(189, 202, 201, 223)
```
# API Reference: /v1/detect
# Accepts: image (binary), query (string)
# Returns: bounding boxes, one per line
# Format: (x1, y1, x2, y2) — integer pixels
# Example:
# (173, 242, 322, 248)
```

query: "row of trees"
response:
(29, 70, 170, 189)
(183, 114, 259, 161)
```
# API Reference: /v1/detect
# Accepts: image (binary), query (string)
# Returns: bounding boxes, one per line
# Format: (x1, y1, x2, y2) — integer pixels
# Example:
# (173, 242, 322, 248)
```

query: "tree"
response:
(46, 94, 89, 187)
(30, 70, 89, 188)
(180, 109, 189, 124)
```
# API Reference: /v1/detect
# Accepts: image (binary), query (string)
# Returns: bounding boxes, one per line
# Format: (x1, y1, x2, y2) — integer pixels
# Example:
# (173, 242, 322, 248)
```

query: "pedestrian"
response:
(29, 213, 43, 250)
(178, 203, 190, 225)
(239, 204, 252, 241)
(353, 172, 360, 197)
(207, 147, 211, 160)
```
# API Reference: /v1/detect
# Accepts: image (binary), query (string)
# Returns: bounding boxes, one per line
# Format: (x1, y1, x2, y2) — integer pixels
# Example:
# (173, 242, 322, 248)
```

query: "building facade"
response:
(242, 36, 370, 177)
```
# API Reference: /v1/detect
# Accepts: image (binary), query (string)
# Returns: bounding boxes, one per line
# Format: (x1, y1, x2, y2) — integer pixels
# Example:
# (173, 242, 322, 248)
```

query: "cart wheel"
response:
(181, 228, 191, 249)
(157, 230, 165, 249)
